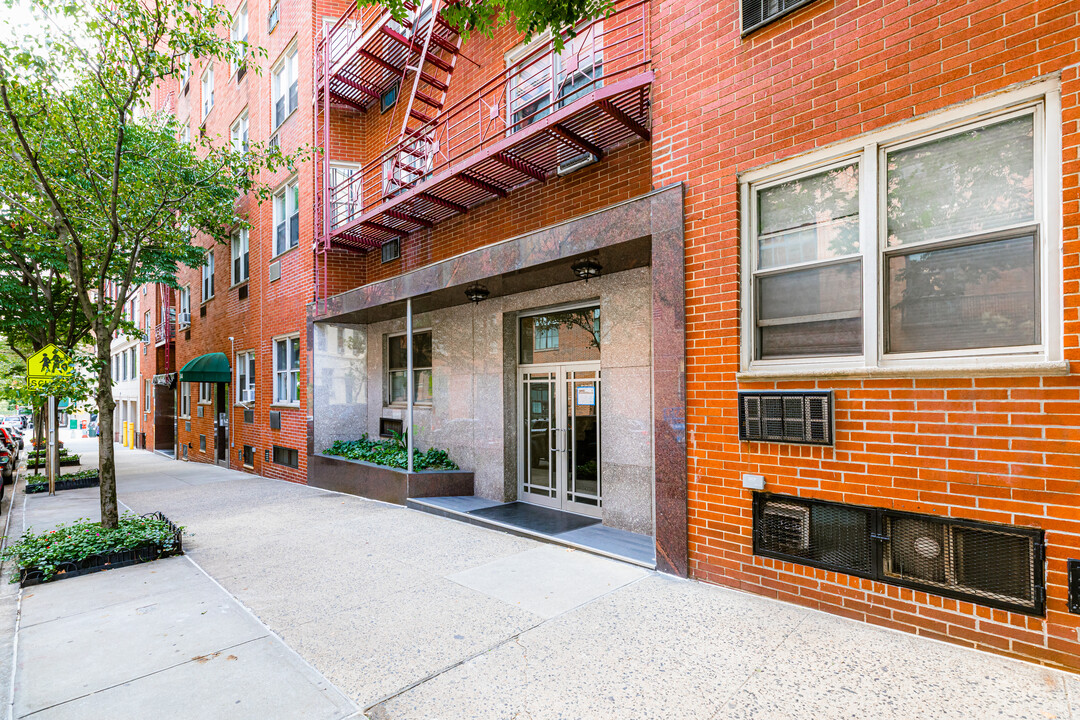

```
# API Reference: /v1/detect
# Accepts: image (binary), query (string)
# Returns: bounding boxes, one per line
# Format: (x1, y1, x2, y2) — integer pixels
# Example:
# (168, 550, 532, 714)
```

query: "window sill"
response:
(271, 244, 299, 262)
(230, 279, 250, 290)
(270, 403, 300, 409)
(271, 107, 297, 135)
(736, 360, 1070, 382)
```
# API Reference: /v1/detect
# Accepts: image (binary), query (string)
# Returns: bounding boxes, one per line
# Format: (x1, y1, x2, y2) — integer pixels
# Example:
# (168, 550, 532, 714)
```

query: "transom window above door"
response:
(741, 86, 1061, 375)
(520, 306, 600, 365)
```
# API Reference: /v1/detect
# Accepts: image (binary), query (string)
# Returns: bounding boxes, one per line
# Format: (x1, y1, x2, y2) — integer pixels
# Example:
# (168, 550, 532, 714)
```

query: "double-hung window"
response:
(179, 53, 190, 88)
(231, 3, 248, 76)
(236, 351, 255, 403)
(178, 286, 191, 327)
(329, 163, 361, 228)
(201, 250, 215, 301)
(201, 66, 214, 119)
(143, 311, 151, 342)
(231, 228, 249, 284)
(386, 331, 432, 405)
(199, 381, 213, 403)
(231, 111, 249, 153)
(271, 47, 298, 129)
(180, 382, 191, 417)
(742, 87, 1059, 374)
(273, 336, 300, 405)
(273, 180, 300, 255)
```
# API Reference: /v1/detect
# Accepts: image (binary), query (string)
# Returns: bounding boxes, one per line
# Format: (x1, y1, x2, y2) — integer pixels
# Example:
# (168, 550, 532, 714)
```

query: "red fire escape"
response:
(313, 0, 652, 310)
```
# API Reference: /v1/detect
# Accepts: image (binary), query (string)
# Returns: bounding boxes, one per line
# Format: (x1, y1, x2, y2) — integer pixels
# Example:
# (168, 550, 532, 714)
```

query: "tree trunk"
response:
(95, 326, 118, 529)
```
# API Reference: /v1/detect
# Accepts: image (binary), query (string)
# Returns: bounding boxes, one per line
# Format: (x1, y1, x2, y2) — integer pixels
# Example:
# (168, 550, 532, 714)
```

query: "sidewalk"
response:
(3, 446, 1078, 719)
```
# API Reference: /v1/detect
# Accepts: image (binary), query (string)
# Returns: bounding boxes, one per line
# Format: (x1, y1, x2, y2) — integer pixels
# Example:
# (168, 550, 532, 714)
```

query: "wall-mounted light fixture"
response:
(571, 257, 602, 283)
(464, 283, 490, 303)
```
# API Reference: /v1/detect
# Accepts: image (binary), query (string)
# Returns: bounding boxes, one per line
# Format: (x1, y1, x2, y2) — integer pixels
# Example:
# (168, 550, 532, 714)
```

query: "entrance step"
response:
(406, 497, 656, 569)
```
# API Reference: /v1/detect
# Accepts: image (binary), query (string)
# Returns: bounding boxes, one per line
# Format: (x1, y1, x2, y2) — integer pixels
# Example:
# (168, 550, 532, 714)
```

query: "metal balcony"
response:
(318, 0, 652, 251)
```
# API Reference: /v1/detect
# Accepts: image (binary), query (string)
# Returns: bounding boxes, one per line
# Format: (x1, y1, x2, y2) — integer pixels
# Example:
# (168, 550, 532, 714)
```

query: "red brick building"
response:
(156, 0, 1080, 671)
(137, 283, 178, 455)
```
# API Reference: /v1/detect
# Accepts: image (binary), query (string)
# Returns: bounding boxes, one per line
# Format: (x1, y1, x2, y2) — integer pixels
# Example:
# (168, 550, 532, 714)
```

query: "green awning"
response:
(178, 352, 231, 383)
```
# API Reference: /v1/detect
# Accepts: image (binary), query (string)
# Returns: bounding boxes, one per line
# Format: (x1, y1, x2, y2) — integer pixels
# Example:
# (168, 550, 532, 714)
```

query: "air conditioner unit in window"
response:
(556, 152, 598, 177)
(761, 500, 810, 552)
(177, 311, 191, 327)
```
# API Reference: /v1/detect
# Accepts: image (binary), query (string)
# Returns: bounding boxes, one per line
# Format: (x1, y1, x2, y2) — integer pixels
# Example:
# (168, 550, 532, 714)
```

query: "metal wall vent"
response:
(244, 408, 254, 424)
(239, 284, 249, 301)
(269, 260, 281, 282)
(269, 410, 281, 430)
(739, 391, 833, 445)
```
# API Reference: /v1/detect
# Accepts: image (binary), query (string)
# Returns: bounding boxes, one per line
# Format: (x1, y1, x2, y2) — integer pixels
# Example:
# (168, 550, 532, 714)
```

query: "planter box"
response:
(25, 475, 100, 494)
(27, 456, 80, 469)
(17, 512, 184, 587)
(309, 453, 473, 505)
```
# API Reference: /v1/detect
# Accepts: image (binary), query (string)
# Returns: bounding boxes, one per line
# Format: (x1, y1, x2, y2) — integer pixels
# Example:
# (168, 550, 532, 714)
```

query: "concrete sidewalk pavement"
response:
(3, 446, 1078, 719)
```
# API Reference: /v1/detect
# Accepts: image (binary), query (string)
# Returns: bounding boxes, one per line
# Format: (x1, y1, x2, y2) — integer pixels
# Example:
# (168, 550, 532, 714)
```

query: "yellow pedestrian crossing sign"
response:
(26, 344, 74, 387)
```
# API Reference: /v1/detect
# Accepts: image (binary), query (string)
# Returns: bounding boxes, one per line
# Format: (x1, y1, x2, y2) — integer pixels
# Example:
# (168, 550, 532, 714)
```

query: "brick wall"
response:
(651, 0, 1080, 670)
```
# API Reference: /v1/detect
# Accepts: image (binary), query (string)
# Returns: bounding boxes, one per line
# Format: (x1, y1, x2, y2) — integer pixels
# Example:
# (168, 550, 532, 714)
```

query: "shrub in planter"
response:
(25, 468, 100, 494)
(0, 512, 183, 585)
(30, 439, 62, 450)
(27, 454, 80, 469)
(323, 434, 459, 471)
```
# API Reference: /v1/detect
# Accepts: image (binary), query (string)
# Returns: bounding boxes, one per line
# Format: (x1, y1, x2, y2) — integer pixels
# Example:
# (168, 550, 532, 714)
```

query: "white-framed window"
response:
(180, 381, 191, 417)
(329, 163, 362, 228)
(273, 335, 300, 405)
(180, 122, 190, 145)
(143, 310, 151, 341)
(144, 379, 151, 411)
(386, 330, 432, 405)
(129, 347, 138, 380)
(271, 46, 298, 129)
(232, 228, 249, 284)
(230, 110, 249, 153)
(201, 66, 214, 119)
(740, 84, 1061, 375)
(230, 2, 248, 76)
(236, 350, 255, 403)
(268, 0, 280, 33)
(178, 286, 191, 327)
(381, 144, 431, 197)
(201, 250, 215, 301)
(121, 350, 128, 380)
(179, 53, 190, 88)
(199, 381, 213, 404)
(273, 179, 300, 255)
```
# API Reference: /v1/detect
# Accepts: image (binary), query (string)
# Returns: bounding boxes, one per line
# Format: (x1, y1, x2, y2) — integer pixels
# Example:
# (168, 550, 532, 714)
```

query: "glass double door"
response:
(519, 364, 601, 517)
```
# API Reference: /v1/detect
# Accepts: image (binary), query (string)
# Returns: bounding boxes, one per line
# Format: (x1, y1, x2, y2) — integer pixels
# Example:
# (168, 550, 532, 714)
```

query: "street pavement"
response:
(1, 439, 1077, 719)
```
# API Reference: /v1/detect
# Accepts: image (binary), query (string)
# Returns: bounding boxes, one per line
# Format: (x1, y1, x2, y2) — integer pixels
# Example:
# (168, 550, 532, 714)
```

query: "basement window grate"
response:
(381, 238, 400, 264)
(380, 417, 403, 438)
(243, 408, 254, 424)
(739, 391, 832, 445)
(753, 494, 1045, 616)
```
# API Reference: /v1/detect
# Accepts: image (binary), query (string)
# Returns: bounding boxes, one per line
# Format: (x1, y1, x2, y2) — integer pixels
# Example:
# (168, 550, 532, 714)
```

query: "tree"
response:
(0, 0, 294, 528)
(367, 0, 615, 50)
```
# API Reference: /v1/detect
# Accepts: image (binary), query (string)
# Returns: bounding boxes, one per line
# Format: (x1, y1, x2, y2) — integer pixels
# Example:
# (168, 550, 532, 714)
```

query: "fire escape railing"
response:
(323, 0, 649, 236)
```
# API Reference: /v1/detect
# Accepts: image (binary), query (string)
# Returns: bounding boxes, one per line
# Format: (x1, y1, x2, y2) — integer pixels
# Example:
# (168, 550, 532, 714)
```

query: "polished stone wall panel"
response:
(312, 323, 368, 452)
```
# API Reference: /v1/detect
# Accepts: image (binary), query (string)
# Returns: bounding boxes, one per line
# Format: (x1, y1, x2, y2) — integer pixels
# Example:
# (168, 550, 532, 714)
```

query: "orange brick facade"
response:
(150, 0, 1080, 671)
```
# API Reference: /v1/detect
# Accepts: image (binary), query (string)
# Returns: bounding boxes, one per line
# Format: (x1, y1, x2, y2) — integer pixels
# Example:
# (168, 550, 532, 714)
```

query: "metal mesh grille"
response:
(753, 494, 1044, 615)
(758, 498, 872, 574)
(739, 391, 833, 445)
(885, 516, 1036, 607)
(742, 0, 816, 33)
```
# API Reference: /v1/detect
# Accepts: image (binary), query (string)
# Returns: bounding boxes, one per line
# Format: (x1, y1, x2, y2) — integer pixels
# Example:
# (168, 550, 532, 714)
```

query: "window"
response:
(381, 238, 400, 263)
(506, 24, 603, 134)
(267, 0, 280, 32)
(329, 164, 361, 228)
(178, 286, 191, 326)
(272, 445, 298, 468)
(199, 381, 213, 404)
(273, 336, 300, 404)
(231, 228, 249, 283)
(179, 53, 190, 88)
(112, 354, 119, 382)
(753, 493, 1045, 616)
(271, 47, 298, 129)
(180, 381, 191, 417)
(380, 82, 399, 112)
(243, 445, 255, 467)
(382, 142, 431, 197)
(180, 122, 190, 144)
(201, 250, 215, 301)
(273, 180, 300, 255)
(741, 91, 1057, 374)
(236, 350, 255, 403)
(144, 379, 151, 410)
(201, 66, 214, 119)
(230, 3, 248, 76)
(741, 0, 817, 35)
(230, 111, 249, 153)
(386, 331, 432, 404)
(200, 434, 207, 452)
(129, 347, 138, 380)
(534, 325, 558, 350)
(143, 311, 151, 341)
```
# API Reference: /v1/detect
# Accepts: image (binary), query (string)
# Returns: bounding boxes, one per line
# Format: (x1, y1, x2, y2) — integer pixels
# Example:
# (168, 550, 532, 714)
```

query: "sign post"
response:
(26, 345, 75, 496)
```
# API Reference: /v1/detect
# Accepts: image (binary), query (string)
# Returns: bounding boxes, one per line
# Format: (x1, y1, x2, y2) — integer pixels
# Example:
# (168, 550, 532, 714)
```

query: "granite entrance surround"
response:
(307, 184, 687, 576)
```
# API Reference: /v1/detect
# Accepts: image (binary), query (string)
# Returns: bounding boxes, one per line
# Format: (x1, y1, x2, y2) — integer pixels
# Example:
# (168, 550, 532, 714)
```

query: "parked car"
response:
(0, 442, 12, 486)
(0, 422, 24, 450)
(0, 427, 20, 469)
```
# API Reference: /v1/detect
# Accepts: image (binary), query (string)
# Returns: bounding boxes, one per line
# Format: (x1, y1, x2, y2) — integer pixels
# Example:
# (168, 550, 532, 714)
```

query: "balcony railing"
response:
(322, 0, 651, 248)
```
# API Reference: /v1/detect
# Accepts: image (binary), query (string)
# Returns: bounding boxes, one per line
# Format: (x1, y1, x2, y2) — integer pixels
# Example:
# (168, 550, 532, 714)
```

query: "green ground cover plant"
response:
(25, 468, 100, 493)
(323, 434, 459, 471)
(27, 455, 80, 469)
(0, 513, 182, 583)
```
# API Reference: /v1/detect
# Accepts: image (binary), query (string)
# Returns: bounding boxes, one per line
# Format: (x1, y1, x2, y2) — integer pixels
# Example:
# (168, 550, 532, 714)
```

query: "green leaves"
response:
(324, 434, 460, 471)
(0, 513, 183, 583)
